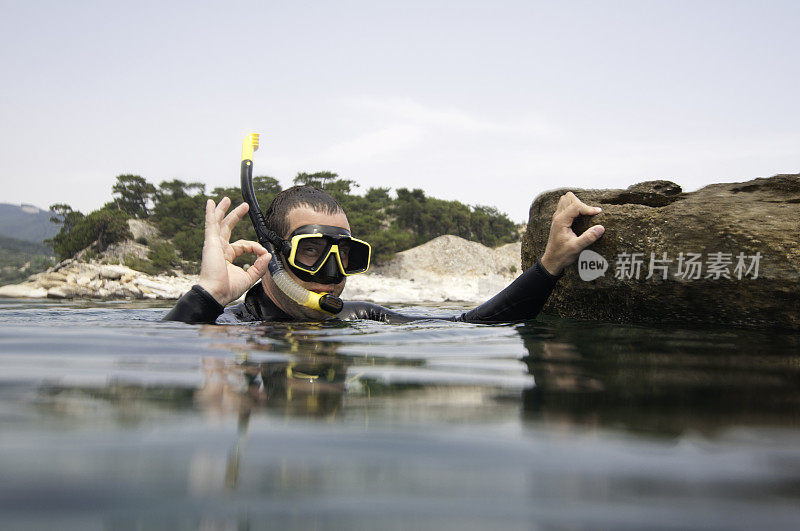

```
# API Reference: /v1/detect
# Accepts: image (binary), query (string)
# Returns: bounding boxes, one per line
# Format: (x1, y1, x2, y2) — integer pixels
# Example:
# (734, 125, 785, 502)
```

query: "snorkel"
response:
(240, 133, 344, 315)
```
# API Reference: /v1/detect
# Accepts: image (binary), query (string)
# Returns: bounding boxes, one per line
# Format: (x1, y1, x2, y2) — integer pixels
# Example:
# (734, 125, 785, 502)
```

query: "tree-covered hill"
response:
(47, 172, 520, 275)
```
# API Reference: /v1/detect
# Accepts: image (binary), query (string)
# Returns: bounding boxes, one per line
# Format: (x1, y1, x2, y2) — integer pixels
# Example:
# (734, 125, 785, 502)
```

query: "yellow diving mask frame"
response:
(284, 224, 372, 277)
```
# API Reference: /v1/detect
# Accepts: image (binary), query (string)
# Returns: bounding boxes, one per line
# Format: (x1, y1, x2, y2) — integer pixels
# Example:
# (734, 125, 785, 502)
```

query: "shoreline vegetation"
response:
(0, 235, 522, 304)
(0, 234, 56, 286)
(0, 172, 524, 302)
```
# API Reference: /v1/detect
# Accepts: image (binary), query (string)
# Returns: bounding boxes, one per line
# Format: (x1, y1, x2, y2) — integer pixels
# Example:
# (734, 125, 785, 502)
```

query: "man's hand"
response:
(540, 192, 605, 276)
(198, 197, 272, 306)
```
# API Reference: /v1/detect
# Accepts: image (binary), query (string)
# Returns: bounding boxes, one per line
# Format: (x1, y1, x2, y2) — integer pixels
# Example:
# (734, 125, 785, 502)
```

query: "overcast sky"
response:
(1, 0, 798, 222)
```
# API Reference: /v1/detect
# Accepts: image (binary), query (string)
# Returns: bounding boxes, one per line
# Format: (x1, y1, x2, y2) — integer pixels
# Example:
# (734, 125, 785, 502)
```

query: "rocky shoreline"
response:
(0, 236, 523, 304)
(0, 259, 197, 300)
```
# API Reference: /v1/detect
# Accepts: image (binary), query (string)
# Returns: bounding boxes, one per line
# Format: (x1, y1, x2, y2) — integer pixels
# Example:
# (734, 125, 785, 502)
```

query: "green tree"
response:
(112, 175, 157, 218)
(293, 172, 358, 201)
(211, 175, 281, 212)
(47, 206, 131, 261)
(364, 187, 392, 208)
(150, 180, 207, 263)
(149, 241, 181, 271)
(48, 203, 84, 234)
(294, 171, 338, 189)
(152, 180, 206, 238)
(469, 205, 517, 247)
(211, 175, 282, 247)
(253, 175, 282, 199)
(393, 188, 428, 244)
(390, 188, 517, 250)
(43, 169, 518, 269)
(156, 179, 205, 201)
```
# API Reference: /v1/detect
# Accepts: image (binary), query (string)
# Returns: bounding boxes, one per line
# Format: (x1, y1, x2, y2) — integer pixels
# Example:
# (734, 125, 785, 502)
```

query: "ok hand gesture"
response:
(197, 197, 272, 306)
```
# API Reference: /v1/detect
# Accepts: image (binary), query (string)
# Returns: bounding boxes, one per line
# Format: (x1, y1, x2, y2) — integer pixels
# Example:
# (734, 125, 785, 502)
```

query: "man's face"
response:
(264, 206, 350, 319)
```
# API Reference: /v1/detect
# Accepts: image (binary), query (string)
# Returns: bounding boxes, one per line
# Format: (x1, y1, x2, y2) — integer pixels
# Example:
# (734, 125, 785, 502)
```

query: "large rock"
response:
(373, 235, 520, 279)
(346, 235, 522, 304)
(47, 286, 78, 299)
(522, 174, 800, 330)
(0, 283, 47, 298)
(98, 265, 128, 280)
(127, 219, 159, 241)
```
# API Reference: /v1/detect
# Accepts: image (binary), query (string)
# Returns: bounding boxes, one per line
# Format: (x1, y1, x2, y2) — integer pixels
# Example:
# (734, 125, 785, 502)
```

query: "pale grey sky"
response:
(1, 0, 798, 222)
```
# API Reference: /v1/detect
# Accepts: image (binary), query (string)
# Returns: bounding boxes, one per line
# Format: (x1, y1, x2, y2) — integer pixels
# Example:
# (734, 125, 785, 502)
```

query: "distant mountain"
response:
(0, 203, 60, 244)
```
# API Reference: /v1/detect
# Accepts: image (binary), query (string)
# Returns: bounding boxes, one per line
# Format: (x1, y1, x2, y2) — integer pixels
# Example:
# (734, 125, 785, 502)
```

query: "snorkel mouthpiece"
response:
(240, 133, 343, 316)
(264, 240, 343, 315)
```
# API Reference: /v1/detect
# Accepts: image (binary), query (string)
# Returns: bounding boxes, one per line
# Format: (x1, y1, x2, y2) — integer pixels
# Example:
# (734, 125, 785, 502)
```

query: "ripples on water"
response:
(1, 298, 800, 530)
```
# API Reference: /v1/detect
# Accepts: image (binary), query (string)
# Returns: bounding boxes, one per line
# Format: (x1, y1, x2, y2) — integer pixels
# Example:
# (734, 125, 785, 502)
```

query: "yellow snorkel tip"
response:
(241, 133, 259, 161)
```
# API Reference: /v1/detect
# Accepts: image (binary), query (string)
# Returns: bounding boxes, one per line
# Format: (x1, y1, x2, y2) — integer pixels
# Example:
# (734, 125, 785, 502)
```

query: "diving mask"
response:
(281, 224, 371, 284)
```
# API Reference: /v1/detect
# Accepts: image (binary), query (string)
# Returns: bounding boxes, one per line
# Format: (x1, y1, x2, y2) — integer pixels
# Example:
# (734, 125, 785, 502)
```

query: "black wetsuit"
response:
(164, 258, 563, 325)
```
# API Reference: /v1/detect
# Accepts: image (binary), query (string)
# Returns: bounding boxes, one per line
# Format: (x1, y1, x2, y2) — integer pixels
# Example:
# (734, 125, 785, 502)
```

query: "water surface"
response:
(1, 298, 800, 530)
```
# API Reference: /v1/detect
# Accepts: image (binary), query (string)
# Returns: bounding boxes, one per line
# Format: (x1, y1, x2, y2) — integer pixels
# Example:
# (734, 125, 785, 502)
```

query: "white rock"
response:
(133, 276, 195, 299)
(47, 286, 76, 299)
(36, 279, 63, 290)
(37, 271, 67, 282)
(0, 283, 48, 298)
(372, 235, 521, 280)
(98, 265, 130, 280)
(122, 284, 142, 298)
(120, 273, 139, 283)
(105, 281, 121, 291)
(139, 287, 158, 299)
(127, 219, 159, 241)
(132, 277, 180, 299)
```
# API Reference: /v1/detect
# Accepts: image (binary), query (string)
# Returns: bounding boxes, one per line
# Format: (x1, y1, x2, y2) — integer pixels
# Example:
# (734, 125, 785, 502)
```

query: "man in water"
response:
(165, 186, 604, 324)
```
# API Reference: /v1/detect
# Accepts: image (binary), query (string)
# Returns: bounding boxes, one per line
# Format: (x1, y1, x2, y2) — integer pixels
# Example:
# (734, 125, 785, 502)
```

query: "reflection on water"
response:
(1, 299, 800, 529)
(520, 320, 800, 436)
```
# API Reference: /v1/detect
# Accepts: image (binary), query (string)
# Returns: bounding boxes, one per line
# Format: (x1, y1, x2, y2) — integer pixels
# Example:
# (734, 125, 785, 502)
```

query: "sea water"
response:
(1, 298, 800, 530)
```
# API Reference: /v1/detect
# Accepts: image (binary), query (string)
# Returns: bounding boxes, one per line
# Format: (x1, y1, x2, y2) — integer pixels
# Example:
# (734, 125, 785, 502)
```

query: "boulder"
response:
(132, 276, 193, 299)
(121, 284, 142, 298)
(31, 272, 68, 289)
(522, 174, 800, 330)
(0, 283, 47, 298)
(47, 286, 77, 299)
(75, 274, 94, 286)
(98, 265, 130, 280)
(373, 235, 521, 279)
(127, 219, 159, 241)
